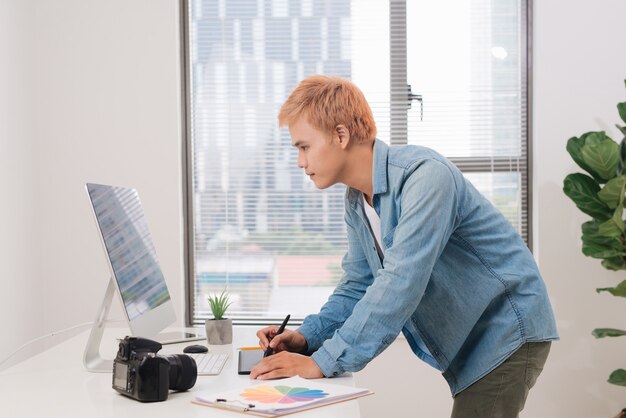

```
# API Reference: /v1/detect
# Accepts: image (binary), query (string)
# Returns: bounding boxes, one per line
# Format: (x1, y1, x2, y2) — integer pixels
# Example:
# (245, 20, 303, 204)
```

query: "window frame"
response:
(179, 0, 534, 326)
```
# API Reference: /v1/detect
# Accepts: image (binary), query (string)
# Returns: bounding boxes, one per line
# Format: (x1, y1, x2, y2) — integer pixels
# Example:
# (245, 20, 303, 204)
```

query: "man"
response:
(250, 75, 558, 417)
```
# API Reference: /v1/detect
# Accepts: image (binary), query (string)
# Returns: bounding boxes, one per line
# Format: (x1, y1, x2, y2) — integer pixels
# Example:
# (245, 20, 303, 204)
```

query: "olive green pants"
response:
(451, 342, 551, 418)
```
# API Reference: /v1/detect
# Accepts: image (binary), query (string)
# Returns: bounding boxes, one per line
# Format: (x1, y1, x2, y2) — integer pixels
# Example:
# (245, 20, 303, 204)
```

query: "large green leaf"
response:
(592, 328, 626, 338)
(598, 175, 626, 208)
(598, 217, 625, 237)
(582, 241, 623, 259)
(601, 256, 626, 270)
(618, 101, 626, 125)
(597, 280, 626, 297)
(581, 221, 623, 258)
(596, 177, 626, 243)
(597, 196, 625, 237)
(566, 136, 605, 182)
(608, 369, 626, 386)
(563, 174, 612, 220)
(580, 132, 620, 181)
(584, 247, 623, 259)
(582, 219, 611, 235)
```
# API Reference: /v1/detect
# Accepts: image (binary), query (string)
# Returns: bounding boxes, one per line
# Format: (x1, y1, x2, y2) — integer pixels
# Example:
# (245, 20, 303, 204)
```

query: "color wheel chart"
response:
(241, 385, 329, 404)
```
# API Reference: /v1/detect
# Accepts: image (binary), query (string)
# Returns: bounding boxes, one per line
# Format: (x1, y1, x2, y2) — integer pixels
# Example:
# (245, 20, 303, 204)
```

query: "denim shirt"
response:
(297, 139, 558, 396)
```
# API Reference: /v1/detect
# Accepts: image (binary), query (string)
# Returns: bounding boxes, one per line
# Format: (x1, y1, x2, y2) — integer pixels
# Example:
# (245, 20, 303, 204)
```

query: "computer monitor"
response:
(83, 183, 201, 372)
(87, 182, 177, 334)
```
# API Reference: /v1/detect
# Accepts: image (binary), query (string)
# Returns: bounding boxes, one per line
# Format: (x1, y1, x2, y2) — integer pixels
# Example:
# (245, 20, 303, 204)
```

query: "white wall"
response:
(33, 0, 185, 334)
(2, 0, 626, 416)
(0, 0, 44, 368)
(0, 0, 185, 367)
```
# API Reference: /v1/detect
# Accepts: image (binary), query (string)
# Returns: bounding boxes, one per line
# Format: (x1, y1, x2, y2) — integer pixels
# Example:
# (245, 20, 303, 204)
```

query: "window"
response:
(182, 0, 530, 324)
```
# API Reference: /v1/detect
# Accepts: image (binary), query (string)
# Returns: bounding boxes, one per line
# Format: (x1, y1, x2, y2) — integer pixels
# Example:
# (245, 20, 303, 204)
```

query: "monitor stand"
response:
(83, 277, 205, 373)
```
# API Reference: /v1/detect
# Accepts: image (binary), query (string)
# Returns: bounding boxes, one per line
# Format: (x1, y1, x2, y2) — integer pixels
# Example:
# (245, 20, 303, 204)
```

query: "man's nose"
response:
(297, 153, 306, 169)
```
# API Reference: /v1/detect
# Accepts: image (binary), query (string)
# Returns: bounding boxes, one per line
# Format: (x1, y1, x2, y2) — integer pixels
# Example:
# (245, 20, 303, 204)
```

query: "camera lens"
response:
(164, 354, 197, 391)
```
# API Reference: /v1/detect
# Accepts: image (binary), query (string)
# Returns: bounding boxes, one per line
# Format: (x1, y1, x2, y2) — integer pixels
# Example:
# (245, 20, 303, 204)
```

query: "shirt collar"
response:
(372, 139, 389, 196)
(348, 139, 388, 206)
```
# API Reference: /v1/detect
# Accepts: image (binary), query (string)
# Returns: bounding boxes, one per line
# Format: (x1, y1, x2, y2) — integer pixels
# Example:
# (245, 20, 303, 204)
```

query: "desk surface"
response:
(0, 326, 362, 418)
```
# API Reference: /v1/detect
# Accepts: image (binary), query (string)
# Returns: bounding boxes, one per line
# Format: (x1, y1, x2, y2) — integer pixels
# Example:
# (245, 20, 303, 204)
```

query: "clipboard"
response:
(192, 376, 373, 417)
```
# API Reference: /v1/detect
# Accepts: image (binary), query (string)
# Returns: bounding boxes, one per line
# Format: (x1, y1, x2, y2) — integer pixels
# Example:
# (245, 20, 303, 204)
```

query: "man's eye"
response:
(300, 146, 308, 151)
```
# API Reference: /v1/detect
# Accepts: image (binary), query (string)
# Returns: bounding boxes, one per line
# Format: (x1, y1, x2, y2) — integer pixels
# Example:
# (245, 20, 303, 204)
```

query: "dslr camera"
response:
(112, 336, 197, 402)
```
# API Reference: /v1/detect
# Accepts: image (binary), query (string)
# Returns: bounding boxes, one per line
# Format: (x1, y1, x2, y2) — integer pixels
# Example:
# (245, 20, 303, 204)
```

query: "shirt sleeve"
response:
(297, 208, 375, 355)
(309, 160, 459, 377)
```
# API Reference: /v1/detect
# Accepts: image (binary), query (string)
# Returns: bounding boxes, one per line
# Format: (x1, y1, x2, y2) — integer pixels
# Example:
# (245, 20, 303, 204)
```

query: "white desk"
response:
(0, 327, 362, 418)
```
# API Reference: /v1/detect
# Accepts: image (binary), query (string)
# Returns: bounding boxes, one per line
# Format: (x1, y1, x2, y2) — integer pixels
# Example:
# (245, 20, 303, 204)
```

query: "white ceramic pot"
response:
(204, 318, 233, 345)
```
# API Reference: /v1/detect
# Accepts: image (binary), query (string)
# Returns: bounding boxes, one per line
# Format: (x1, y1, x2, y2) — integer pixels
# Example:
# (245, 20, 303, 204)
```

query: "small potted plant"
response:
(205, 289, 233, 345)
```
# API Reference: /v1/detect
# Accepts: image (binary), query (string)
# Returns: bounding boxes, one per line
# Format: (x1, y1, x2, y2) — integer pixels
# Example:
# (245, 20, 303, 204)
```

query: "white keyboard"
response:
(187, 352, 229, 375)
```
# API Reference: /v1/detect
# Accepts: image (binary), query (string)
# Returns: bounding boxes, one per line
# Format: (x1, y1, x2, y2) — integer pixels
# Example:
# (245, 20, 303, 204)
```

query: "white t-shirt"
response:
(361, 195, 438, 365)
(362, 195, 383, 253)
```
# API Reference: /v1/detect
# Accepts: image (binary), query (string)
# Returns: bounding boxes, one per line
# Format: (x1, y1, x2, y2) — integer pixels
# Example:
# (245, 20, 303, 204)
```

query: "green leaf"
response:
(581, 221, 623, 258)
(596, 280, 626, 297)
(563, 173, 612, 220)
(618, 102, 626, 125)
(598, 175, 626, 208)
(617, 125, 626, 136)
(608, 369, 626, 386)
(601, 256, 626, 270)
(566, 136, 605, 182)
(597, 192, 625, 237)
(207, 289, 232, 320)
(598, 176, 624, 242)
(598, 215, 624, 237)
(580, 132, 620, 181)
(592, 328, 626, 338)
(585, 248, 623, 259)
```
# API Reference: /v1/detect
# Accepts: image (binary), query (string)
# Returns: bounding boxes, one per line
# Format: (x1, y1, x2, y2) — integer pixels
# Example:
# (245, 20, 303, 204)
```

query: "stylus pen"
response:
(264, 314, 290, 357)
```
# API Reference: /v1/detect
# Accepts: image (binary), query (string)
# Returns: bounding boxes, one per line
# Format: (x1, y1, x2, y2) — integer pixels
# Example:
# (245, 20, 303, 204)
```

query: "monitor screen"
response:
(86, 183, 173, 324)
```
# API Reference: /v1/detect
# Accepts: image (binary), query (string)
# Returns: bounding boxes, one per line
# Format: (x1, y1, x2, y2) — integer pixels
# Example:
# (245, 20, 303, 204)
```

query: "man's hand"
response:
(256, 327, 308, 354)
(249, 351, 324, 380)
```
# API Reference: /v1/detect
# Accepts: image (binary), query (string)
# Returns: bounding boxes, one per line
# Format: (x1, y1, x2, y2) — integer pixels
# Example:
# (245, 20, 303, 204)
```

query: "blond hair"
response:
(278, 75, 377, 143)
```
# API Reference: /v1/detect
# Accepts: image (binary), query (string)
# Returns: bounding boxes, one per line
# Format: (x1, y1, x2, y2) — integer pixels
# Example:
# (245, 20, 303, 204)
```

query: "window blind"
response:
(183, 0, 529, 324)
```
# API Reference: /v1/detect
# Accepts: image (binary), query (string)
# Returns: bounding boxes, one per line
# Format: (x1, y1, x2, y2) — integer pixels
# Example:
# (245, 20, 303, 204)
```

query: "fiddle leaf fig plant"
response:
(563, 79, 626, 387)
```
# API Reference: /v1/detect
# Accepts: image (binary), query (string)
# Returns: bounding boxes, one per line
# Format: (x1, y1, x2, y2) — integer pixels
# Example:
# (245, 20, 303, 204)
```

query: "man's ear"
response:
(334, 124, 350, 149)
